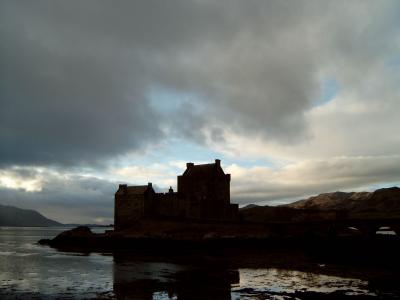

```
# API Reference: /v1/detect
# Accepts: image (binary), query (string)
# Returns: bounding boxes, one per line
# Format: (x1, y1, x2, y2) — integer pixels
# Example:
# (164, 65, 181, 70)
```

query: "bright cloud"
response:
(0, 167, 44, 192)
(227, 155, 400, 204)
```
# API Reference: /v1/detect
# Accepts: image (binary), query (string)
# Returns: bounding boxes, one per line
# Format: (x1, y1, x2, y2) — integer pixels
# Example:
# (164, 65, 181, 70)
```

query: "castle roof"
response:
(182, 160, 225, 178)
(116, 184, 153, 195)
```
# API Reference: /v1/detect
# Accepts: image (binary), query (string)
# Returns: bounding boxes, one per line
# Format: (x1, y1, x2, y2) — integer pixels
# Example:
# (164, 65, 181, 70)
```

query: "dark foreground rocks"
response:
(38, 223, 400, 269)
(39, 226, 103, 251)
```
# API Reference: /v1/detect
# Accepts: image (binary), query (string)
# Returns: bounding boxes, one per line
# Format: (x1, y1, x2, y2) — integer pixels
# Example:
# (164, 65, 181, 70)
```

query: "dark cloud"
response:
(0, 1, 166, 166)
(1, 0, 399, 225)
(1, 0, 399, 168)
(0, 0, 243, 166)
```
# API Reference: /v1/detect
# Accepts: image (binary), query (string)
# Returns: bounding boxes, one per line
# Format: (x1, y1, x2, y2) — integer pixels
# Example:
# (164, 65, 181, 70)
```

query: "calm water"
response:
(0, 227, 398, 299)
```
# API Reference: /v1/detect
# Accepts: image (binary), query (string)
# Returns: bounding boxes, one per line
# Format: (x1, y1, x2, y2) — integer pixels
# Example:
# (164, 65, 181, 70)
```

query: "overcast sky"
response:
(1, 1, 399, 224)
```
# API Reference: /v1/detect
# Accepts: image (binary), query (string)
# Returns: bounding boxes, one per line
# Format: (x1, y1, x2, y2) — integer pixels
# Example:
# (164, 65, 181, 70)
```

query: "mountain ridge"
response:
(0, 203, 62, 227)
(239, 187, 400, 223)
(282, 187, 400, 212)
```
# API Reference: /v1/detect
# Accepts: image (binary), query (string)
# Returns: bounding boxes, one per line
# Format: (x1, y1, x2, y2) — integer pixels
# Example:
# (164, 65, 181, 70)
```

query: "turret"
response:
(226, 174, 231, 182)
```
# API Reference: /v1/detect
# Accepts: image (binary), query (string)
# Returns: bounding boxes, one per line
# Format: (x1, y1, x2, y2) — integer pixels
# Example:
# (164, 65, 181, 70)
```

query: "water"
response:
(0, 227, 399, 299)
(0, 227, 114, 299)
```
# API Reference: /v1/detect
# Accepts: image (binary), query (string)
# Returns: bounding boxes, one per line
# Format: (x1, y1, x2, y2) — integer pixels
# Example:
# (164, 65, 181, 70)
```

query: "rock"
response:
(52, 226, 94, 243)
(56, 226, 93, 238)
(38, 239, 51, 245)
(40, 226, 95, 249)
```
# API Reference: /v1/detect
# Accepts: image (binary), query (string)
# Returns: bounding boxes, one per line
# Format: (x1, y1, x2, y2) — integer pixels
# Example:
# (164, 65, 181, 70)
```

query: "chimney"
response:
(119, 184, 127, 194)
(186, 162, 194, 169)
(169, 186, 174, 193)
(215, 159, 221, 166)
(148, 182, 152, 188)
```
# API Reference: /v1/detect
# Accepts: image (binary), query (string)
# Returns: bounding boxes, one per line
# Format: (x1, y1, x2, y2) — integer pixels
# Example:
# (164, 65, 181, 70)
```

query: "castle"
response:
(114, 159, 239, 230)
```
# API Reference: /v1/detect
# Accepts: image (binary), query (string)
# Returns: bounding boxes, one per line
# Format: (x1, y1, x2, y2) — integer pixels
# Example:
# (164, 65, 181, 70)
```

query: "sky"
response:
(1, 1, 400, 224)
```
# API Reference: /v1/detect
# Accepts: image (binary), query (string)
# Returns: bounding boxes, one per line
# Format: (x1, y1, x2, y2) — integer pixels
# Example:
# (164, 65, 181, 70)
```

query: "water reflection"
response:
(1, 227, 400, 299)
(236, 268, 373, 297)
(113, 253, 239, 300)
(111, 253, 378, 300)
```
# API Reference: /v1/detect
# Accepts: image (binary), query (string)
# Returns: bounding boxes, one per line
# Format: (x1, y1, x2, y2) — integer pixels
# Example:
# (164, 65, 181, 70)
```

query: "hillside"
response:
(240, 187, 400, 223)
(285, 191, 370, 211)
(0, 204, 62, 227)
(284, 187, 400, 213)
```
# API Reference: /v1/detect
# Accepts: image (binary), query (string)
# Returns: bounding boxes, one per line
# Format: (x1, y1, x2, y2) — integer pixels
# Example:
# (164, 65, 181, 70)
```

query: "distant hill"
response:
(64, 223, 113, 227)
(284, 191, 369, 210)
(240, 204, 260, 210)
(0, 204, 62, 227)
(240, 187, 400, 223)
(284, 187, 400, 212)
(239, 205, 339, 223)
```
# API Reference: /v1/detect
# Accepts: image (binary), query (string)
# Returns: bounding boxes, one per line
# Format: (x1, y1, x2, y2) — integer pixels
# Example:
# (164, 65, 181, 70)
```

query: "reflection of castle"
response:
(113, 253, 239, 300)
(114, 160, 238, 230)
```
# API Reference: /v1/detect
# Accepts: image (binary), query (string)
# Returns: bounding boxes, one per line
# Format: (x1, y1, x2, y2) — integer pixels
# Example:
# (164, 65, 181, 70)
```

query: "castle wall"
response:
(178, 170, 232, 220)
(115, 194, 145, 230)
(114, 185, 155, 230)
(154, 192, 181, 217)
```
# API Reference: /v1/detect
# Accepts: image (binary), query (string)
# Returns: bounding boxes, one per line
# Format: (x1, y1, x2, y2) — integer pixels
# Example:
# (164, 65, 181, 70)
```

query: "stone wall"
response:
(177, 161, 233, 220)
(114, 184, 156, 230)
(115, 193, 144, 230)
(154, 192, 182, 217)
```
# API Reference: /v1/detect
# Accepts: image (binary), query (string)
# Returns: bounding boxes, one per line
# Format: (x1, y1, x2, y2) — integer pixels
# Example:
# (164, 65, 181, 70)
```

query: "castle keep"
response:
(114, 160, 238, 230)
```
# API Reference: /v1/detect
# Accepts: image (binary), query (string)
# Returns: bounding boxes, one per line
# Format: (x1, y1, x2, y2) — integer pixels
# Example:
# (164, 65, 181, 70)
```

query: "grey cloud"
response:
(1, 1, 165, 167)
(0, 169, 117, 224)
(1, 1, 399, 167)
(0, 166, 181, 224)
(230, 156, 400, 205)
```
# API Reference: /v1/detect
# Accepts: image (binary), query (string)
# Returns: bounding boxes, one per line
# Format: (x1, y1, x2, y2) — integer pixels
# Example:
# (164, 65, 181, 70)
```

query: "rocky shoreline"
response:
(27, 225, 400, 299)
(39, 224, 400, 264)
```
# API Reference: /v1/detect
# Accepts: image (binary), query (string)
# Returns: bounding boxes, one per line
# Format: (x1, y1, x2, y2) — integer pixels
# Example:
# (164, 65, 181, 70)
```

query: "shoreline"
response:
(1, 226, 399, 300)
(38, 225, 400, 263)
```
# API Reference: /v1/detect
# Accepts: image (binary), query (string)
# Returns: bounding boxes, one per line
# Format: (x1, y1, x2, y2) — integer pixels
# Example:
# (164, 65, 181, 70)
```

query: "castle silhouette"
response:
(114, 159, 238, 230)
